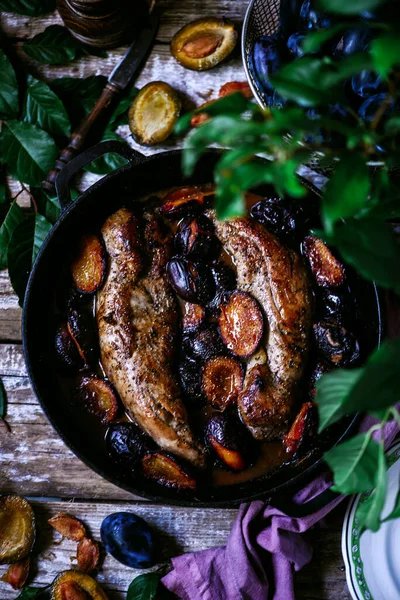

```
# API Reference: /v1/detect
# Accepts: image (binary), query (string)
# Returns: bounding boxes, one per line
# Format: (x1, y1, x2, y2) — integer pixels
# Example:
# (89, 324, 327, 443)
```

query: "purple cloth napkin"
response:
(162, 419, 399, 600)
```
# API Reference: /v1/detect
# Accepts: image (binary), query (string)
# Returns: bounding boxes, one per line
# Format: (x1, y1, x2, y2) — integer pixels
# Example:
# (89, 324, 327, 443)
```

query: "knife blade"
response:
(108, 7, 161, 91)
(42, 7, 161, 193)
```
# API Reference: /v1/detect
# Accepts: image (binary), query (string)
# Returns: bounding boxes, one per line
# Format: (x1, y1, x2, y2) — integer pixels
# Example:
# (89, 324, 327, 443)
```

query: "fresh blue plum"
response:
(352, 70, 384, 98)
(332, 28, 371, 59)
(299, 0, 331, 30)
(287, 32, 305, 58)
(250, 35, 282, 101)
(100, 512, 156, 568)
(279, 0, 304, 39)
(358, 93, 393, 123)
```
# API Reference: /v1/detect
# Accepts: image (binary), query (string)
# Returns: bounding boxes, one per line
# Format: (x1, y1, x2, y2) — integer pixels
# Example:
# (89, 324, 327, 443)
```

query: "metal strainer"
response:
(242, 0, 281, 109)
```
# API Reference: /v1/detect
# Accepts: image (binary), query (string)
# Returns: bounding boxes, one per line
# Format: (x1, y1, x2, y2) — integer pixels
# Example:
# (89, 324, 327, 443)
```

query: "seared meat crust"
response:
(214, 216, 312, 440)
(97, 208, 205, 467)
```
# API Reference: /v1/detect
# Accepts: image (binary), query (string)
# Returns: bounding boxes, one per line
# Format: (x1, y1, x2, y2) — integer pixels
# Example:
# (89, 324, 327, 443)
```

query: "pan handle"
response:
(272, 487, 340, 518)
(55, 141, 144, 211)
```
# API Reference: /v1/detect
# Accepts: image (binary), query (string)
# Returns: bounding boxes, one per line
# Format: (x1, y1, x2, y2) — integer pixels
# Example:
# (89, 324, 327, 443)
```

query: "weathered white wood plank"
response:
(0, 499, 237, 600)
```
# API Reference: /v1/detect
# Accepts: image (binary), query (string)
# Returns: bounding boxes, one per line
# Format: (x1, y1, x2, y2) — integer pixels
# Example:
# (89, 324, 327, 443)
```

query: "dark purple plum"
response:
(250, 35, 282, 101)
(106, 422, 150, 467)
(100, 512, 156, 568)
(313, 320, 360, 366)
(178, 355, 204, 404)
(358, 93, 394, 124)
(174, 215, 221, 261)
(332, 28, 371, 59)
(183, 324, 226, 363)
(210, 262, 236, 293)
(55, 323, 83, 369)
(352, 71, 384, 99)
(299, 0, 331, 30)
(166, 257, 215, 304)
(287, 32, 306, 58)
(205, 412, 255, 471)
(250, 197, 297, 238)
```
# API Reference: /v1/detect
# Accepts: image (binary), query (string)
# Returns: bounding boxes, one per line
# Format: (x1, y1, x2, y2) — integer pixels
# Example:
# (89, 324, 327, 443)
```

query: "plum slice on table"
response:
(0, 557, 30, 590)
(159, 184, 214, 219)
(0, 495, 35, 564)
(218, 291, 264, 358)
(284, 401, 318, 455)
(76, 376, 119, 424)
(171, 18, 237, 71)
(202, 356, 244, 410)
(71, 234, 106, 295)
(48, 513, 87, 541)
(52, 570, 109, 600)
(142, 452, 197, 489)
(302, 235, 345, 288)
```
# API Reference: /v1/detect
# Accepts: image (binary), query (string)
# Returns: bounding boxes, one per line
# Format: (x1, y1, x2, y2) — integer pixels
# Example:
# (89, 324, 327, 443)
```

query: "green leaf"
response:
(83, 131, 129, 175)
(34, 188, 60, 224)
(322, 153, 370, 233)
(0, 120, 58, 187)
(109, 85, 138, 127)
(127, 573, 161, 600)
(371, 34, 400, 78)
(324, 433, 382, 494)
(0, 200, 25, 270)
(15, 586, 47, 599)
(318, 0, 383, 15)
(22, 25, 78, 64)
(384, 117, 400, 136)
(331, 218, 400, 293)
(357, 444, 387, 532)
(316, 339, 400, 431)
(0, 49, 19, 119)
(8, 216, 35, 307)
(0, 0, 55, 16)
(32, 214, 52, 265)
(23, 76, 71, 137)
(50, 76, 106, 125)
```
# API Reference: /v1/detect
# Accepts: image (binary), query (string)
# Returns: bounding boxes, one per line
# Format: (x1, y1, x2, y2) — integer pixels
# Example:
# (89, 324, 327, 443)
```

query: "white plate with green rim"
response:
(342, 439, 400, 600)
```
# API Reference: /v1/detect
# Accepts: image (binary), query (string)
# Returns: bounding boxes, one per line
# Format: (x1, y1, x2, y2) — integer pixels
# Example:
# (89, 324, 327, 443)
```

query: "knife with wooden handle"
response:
(42, 7, 160, 194)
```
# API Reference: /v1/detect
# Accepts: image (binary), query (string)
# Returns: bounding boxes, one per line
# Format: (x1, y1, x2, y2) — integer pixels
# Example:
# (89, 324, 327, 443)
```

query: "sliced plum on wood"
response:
(313, 320, 360, 366)
(142, 452, 197, 489)
(171, 18, 237, 71)
(0, 557, 30, 589)
(76, 376, 119, 424)
(106, 422, 150, 467)
(205, 413, 253, 471)
(0, 495, 35, 564)
(166, 257, 215, 304)
(202, 356, 244, 410)
(128, 81, 181, 146)
(71, 234, 106, 295)
(68, 302, 99, 367)
(52, 570, 109, 600)
(55, 323, 83, 369)
(218, 291, 264, 358)
(284, 401, 318, 455)
(48, 513, 87, 541)
(182, 301, 206, 331)
(77, 538, 100, 573)
(302, 235, 345, 288)
(159, 184, 214, 219)
(174, 214, 221, 261)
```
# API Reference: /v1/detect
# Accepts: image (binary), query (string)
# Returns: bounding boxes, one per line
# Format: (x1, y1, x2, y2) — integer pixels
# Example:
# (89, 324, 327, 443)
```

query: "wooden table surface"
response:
(0, 2, 352, 598)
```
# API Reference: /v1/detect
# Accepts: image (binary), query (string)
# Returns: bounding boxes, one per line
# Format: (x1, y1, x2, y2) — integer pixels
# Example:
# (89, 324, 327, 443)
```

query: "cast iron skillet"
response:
(22, 141, 383, 512)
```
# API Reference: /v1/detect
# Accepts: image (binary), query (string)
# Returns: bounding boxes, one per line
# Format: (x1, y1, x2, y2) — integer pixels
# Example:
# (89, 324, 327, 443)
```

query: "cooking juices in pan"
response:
(54, 185, 363, 492)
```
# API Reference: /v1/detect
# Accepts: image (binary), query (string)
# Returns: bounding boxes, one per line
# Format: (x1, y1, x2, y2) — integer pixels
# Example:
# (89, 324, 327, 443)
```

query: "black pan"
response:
(22, 141, 383, 512)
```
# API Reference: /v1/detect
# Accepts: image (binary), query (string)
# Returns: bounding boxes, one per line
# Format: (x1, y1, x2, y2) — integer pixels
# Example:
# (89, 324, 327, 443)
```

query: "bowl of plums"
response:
(243, 0, 384, 117)
(22, 143, 382, 507)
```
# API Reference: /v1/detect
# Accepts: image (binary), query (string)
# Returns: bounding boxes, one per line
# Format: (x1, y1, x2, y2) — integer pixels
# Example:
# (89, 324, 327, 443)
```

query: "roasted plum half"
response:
(313, 320, 360, 366)
(182, 301, 206, 331)
(302, 235, 345, 288)
(68, 300, 99, 367)
(205, 413, 253, 471)
(159, 184, 214, 219)
(166, 257, 215, 304)
(0, 495, 35, 564)
(55, 323, 83, 369)
(183, 324, 226, 363)
(76, 376, 119, 423)
(218, 291, 264, 358)
(142, 452, 197, 489)
(202, 356, 244, 410)
(106, 421, 150, 468)
(250, 197, 302, 240)
(128, 82, 181, 146)
(178, 355, 205, 405)
(284, 401, 318, 455)
(100, 512, 155, 569)
(174, 215, 221, 261)
(71, 234, 106, 295)
(52, 571, 108, 600)
(171, 18, 237, 71)
(207, 262, 237, 314)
